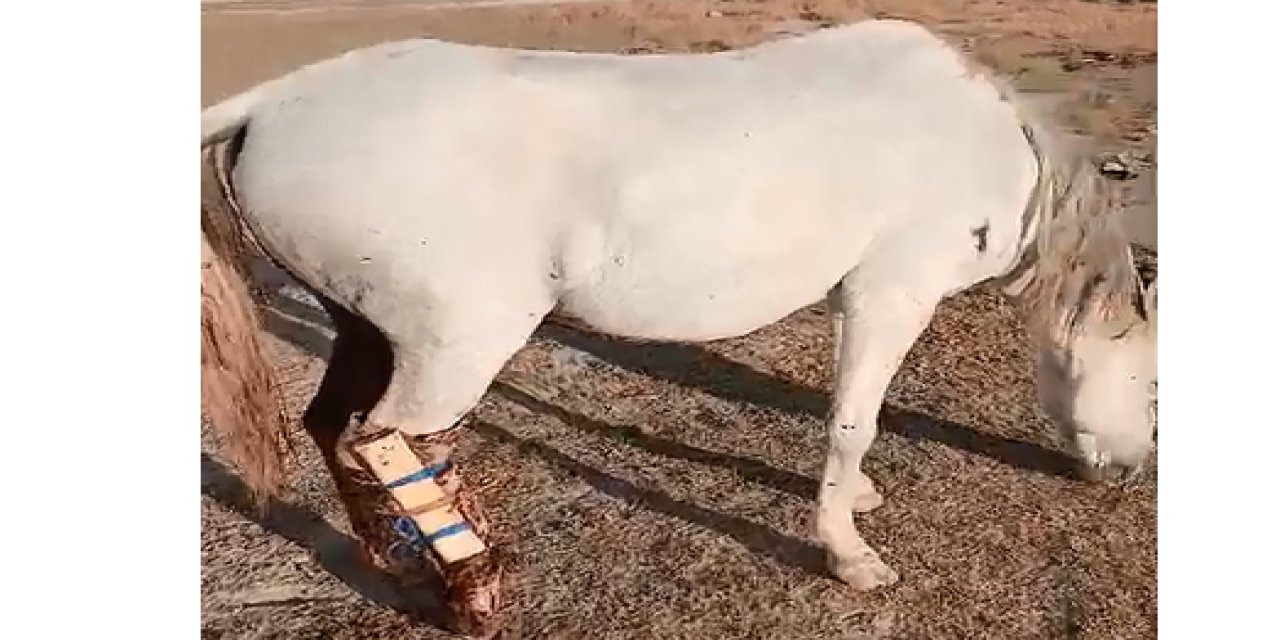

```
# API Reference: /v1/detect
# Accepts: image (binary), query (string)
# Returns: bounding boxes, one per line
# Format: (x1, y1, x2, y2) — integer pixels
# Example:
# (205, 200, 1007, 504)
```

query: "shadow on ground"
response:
(260, 292, 1077, 493)
(535, 322, 1077, 480)
(208, 290, 1080, 587)
(468, 418, 829, 575)
(254, 299, 829, 576)
(200, 453, 453, 627)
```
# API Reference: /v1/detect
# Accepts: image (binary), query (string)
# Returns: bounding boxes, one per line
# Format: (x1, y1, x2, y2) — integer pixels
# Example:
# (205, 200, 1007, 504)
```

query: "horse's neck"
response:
(991, 152, 1140, 345)
(1009, 210, 1139, 346)
(989, 159, 1051, 306)
(989, 216, 1045, 327)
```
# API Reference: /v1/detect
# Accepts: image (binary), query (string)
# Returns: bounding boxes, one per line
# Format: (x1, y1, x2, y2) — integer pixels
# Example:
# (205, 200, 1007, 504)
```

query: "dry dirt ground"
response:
(200, 1, 1158, 638)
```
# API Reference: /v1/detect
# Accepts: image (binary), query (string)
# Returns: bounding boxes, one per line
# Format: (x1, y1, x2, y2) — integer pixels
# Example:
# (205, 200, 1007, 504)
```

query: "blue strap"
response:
(389, 516, 473, 552)
(385, 461, 451, 490)
(424, 521, 473, 543)
(391, 516, 428, 553)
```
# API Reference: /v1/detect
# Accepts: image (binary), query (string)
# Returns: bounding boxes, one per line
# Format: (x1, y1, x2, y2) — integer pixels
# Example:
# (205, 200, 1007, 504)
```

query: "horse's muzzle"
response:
(1080, 460, 1144, 487)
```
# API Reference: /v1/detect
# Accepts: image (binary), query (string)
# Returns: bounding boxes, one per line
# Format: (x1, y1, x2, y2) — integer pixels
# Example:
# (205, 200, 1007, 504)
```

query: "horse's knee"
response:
(301, 310, 394, 447)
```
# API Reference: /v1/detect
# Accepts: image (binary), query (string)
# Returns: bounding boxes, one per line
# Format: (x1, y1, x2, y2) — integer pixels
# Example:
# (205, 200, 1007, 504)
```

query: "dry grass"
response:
(204, 0, 1156, 146)
(204, 0, 1154, 74)
(205, 0, 1155, 59)
(201, 1, 1158, 638)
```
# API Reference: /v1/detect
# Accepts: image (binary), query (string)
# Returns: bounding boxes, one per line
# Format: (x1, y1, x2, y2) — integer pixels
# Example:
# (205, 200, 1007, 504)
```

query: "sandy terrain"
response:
(201, 1, 1158, 638)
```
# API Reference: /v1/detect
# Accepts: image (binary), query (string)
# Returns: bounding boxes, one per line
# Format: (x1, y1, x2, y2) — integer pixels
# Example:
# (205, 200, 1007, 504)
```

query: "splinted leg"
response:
(298, 301, 416, 577)
(339, 425, 501, 634)
(326, 304, 547, 637)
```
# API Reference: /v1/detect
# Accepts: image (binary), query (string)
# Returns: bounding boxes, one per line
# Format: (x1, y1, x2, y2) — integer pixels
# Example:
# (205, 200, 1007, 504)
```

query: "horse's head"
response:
(1006, 143, 1158, 484)
(1035, 275, 1157, 484)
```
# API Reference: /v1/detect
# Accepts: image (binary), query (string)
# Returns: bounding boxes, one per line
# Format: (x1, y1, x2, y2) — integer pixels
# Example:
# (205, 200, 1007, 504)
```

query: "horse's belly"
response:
(562, 284, 826, 341)
(557, 242, 854, 342)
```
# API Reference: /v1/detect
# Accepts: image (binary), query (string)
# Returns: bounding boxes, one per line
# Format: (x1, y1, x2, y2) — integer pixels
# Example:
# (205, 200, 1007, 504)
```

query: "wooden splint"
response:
(352, 430, 487, 564)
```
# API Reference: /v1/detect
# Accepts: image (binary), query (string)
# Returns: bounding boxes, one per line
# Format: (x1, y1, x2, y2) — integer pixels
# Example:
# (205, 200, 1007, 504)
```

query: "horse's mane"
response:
(981, 69, 1145, 346)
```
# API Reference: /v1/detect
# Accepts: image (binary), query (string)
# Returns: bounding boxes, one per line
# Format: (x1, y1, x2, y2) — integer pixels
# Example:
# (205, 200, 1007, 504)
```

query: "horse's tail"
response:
(200, 88, 291, 507)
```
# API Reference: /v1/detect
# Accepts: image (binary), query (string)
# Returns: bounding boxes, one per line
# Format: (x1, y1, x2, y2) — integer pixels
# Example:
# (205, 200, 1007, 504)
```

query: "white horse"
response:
(200, 19, 1156, 634)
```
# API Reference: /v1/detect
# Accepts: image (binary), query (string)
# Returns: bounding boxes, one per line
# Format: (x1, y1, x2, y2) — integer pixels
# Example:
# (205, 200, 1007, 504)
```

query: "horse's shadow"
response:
(204, 285, 1073, 587)
(489, 381, 820, 497)
(535, 322, 1078, 480)
(467, 418, 828, 575)
(199, 453, 452, 624)
(261, 295, 1073, 489)
(264, 284, 1075, 479)
(243, 297, 830, 576)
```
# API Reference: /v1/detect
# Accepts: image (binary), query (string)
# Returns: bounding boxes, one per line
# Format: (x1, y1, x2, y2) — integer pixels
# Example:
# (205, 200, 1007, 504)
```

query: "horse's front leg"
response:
(817, 281, 937, 590)
(825, 286, 883, 513)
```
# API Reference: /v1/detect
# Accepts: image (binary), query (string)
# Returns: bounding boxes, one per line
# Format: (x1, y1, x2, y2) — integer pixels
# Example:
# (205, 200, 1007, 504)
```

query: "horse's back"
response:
(229, 20, 1038, 342)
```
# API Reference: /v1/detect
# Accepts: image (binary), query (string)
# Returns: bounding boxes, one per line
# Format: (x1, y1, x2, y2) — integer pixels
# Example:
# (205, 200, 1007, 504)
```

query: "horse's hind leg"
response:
(302, 299, 394, 455)
(299, 299, 430, 579)
(332, 303, 550, 637)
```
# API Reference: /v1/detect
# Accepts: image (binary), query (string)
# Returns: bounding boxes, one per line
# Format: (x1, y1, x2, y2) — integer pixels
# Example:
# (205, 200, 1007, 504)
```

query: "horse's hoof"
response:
(446, 552, 507, 639)
(851, 489, 884, 513)
(833, 551, 899, 591)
